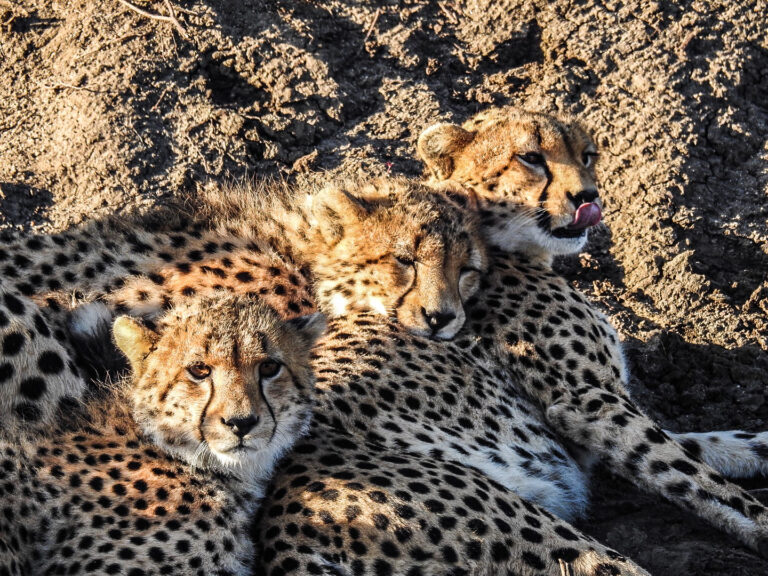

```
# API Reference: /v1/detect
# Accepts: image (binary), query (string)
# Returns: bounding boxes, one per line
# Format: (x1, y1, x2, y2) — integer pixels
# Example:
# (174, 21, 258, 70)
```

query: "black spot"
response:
(2, 332, 25, 356)
(38, 351, 65, 374)
(381, 540, 400, 558)
(670, 459, 698, 476)
(645, 428, 667, 444)
(0, 363, 14, 384)
(549, 344, 565, 360)
(19, 377, 46, 400)
(552, 548, 581, 563)
(520, 527, 543, 543)
(491, 542, 510, 562)
(521, 551, 545, 570)
(4, 293, 25, 315)
(554, 526, 579, 541)
(679, 438, 702, 459)
(585, 399, 603, 412)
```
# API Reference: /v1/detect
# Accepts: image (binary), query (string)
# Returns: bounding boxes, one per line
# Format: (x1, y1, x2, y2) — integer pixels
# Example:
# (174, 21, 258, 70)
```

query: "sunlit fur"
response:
(115, 295, 324, 487)
(418, 108, 601, 261)
(199, 177, 487, 340)
(307, 179, 487, 340)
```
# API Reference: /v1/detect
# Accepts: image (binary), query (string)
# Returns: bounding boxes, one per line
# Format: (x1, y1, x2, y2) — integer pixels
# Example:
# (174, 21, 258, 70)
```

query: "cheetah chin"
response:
(207, 408, 312, 485)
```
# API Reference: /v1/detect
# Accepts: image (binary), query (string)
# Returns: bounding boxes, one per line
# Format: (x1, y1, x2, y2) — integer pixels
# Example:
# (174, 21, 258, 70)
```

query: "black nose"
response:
(421, 308, 456, 331)
(222, 415, 260, 438)
(571, 189, 599, 205)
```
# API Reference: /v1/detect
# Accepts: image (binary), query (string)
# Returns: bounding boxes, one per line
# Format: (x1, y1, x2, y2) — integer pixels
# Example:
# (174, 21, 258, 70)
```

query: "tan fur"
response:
(0, 294, 322, 575)
(0, 177, 484, 432)
(306, 178, 487, 340)
(419, 108, 601, 260)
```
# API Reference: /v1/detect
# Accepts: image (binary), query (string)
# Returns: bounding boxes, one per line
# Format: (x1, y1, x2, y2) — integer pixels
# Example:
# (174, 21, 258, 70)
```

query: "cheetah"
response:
(418, 107, 603, 262)
(416, 110, 768, 553)
(0, 177, 485, 431)
(256, 313, 649, 575)
(23, 179, 653, 574)
(0, 293, 324, 576)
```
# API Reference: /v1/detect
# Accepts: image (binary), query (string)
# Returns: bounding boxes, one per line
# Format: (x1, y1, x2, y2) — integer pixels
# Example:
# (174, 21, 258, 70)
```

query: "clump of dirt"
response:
(1, 1, 766, 573)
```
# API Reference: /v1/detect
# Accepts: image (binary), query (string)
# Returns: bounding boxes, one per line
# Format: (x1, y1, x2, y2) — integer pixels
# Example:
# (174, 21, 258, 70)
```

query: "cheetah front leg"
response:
(665, 430, 768, 478)
(546, 387, 768, 556)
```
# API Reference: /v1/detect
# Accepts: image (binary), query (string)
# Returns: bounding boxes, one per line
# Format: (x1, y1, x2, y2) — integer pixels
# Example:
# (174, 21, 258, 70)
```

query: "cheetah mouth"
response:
(551, 202, 602, 239)
(551, 227, 588, 239)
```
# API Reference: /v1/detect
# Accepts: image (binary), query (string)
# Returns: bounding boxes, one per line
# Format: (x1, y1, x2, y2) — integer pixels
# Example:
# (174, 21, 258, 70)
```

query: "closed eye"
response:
(516, 152, 546, 168)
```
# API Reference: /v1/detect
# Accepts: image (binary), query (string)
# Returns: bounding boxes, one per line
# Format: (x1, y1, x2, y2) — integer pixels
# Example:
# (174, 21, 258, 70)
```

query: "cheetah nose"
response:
(222, 415, 260, 438)
(571, 189, 599, 205)
(421, 308, 456, 331)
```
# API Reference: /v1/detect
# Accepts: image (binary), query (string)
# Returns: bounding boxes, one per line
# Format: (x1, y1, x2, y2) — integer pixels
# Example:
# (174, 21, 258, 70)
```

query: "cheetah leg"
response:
(546, 388, 768, 556)
(0, 284, 85, 436)
(666, 430, 768, 478)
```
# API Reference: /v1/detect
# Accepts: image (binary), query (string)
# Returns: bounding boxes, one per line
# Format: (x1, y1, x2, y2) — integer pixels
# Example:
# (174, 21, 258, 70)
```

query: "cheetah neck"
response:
(202, 185, 322, 271)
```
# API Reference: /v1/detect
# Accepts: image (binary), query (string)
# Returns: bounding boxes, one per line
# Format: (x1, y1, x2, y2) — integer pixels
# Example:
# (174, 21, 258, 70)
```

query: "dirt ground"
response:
(1, 0, 767, 573)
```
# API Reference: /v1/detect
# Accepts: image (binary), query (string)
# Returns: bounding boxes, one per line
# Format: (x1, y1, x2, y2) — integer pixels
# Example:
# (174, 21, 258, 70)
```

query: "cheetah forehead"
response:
(469, 110, 593, 155)
(155, 296, 285, 358)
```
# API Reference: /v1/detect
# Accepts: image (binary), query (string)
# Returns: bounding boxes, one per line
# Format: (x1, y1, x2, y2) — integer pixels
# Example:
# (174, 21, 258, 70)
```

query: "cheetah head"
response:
(418, 108, 602, 258)
(309, 178, 487, 340)
(113, 295, 325, 483)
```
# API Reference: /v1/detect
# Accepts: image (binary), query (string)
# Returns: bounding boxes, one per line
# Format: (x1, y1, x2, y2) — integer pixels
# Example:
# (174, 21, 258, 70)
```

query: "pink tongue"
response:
(568, 202, 602, 230)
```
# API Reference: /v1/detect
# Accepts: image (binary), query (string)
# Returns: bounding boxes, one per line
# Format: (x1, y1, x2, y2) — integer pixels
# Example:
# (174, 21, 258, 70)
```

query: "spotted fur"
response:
(418, 108, 602, 262)
(418, 109, 768, 555)
(256, 312, 650, 576)
(0, 178, 485, 431)
(0, 294, 323, 575)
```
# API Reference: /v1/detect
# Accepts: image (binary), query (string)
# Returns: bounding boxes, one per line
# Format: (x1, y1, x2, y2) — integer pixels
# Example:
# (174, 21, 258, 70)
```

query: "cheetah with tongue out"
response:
(0, 294, 324, 576)
(419, 109, 768, 556)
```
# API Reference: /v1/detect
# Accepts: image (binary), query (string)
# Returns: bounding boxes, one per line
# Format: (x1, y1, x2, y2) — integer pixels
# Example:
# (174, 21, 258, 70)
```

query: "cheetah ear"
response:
(113, 316, 159, 377)
(431, 180, 480, 212)
(286, 312, 326, 353)
(311, 184, 378, 245)
(417, 123, 475, 180)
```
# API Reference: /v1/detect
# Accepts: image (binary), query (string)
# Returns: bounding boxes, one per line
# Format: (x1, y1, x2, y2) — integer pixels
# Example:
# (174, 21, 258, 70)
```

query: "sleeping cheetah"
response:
(0, 293, 324, 576)
(417, 111, 768, 553)
(0, 177, 486, 431)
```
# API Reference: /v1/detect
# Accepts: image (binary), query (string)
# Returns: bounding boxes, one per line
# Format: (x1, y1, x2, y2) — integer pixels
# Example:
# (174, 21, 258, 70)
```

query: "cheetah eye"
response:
(187, 362, 211, 380)
(517, 152, 545, 167)
(395, 256, 415, 267)
(583, 152, 598, 168)
(259, 359, 282, 379)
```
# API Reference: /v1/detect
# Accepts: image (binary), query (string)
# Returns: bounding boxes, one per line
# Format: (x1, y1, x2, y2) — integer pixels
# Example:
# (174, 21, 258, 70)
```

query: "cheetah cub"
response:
(0, 295, 324, 576)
